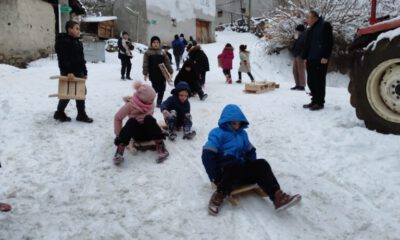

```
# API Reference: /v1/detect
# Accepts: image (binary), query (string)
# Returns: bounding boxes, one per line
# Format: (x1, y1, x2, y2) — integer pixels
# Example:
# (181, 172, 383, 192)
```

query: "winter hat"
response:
(172, 82, 191, 96)
(150, 36, 161, 45)
(239, 44, 247, 51)
(295, 24, 306, 32)
(180, 33, 185, 37)
(225, 43, 233, 48)
(133, 81, 156, 104)
(174, 34, 180, 40)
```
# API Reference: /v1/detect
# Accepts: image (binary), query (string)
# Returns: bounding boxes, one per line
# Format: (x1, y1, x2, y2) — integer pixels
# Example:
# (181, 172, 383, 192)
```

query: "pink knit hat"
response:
(133, 81, 156, 104)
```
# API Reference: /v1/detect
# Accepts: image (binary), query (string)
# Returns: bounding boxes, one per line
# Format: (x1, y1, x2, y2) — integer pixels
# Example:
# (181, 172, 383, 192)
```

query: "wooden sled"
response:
(126, 139, 157, 154)
(244, 81, 280, 94)
(159, 63, 173, 86)
(211, 183, 268, 206)
(48, 75, 86, 100)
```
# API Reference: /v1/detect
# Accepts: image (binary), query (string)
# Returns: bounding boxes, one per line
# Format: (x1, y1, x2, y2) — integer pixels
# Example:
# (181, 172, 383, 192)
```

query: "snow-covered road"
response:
(0, 31, 399, 240)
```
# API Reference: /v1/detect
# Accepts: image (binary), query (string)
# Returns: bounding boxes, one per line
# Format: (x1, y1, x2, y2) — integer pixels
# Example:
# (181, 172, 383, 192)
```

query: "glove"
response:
(114, 136, 121, 146)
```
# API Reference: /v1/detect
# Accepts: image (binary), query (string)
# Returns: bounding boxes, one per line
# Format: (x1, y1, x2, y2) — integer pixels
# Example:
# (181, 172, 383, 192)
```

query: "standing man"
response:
(302, 11, 333, 111)
(171, 34, 185, 70)
(143, 36, 173, 107)
(118, 31, 134, 80)
(53, 20, 93, 123)
(291, 24, 307, 91)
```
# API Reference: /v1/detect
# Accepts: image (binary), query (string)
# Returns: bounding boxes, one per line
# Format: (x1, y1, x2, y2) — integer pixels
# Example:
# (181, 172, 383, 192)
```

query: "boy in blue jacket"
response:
(202, 104, 301, 215)
(161, 82, 196, 141)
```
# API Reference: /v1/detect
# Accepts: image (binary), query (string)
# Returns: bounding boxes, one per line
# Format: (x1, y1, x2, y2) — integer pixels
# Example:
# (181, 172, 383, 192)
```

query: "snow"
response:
(82, 16, 118, 22)
(367, 27, 400, 50)
(1, 31, 400, 240)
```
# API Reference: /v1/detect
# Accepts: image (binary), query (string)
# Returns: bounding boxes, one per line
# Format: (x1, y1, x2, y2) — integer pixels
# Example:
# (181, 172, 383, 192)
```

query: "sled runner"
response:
(211, 183, 268, 206)
(244, 81, 280, 94)
(48, 75, 86, 100)
(159, 63, 173, 86)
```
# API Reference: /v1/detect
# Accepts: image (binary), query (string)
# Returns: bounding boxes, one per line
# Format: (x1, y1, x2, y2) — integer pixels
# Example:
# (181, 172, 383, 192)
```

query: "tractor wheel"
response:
(349, 35, 400, 134)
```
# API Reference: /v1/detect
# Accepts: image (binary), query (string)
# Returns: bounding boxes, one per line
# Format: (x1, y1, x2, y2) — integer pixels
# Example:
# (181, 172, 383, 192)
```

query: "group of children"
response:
(218, 43, 255, 84)
(112, 35, 301, 215)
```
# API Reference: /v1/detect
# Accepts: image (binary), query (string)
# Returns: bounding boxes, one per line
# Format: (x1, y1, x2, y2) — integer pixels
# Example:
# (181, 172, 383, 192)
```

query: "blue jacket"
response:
(202, 104, 257, 182)
(172, 38, 185, 56)
(160, 82, 191, 125)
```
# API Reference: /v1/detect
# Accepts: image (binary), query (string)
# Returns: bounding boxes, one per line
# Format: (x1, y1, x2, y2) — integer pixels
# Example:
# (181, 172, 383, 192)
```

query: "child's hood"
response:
(171, 81, 191, 96)
(218, 104, 249, 131)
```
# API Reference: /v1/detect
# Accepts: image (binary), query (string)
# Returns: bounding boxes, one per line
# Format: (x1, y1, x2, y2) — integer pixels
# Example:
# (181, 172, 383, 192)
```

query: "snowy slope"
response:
(0, 31, 399, 240)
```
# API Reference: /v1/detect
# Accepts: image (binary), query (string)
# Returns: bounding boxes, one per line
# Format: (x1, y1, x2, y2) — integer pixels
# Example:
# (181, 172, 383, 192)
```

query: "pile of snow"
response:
(0, 31, 399, 240)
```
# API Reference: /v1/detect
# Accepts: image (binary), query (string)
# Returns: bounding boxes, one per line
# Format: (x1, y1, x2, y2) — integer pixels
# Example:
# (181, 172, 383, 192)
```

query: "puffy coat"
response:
(174, 60, 202, 93)
(55, 33, 87, 77)
(172, 38, 185, 56)
(202, 104, 257, 182)
(302, 17, 333, 61)
(218, 47, 234, 70)
(160, 82, 191, 126)
(188, 45, 210, 73)
(142, 48, 173, 91)
(238, 51, 251, 73)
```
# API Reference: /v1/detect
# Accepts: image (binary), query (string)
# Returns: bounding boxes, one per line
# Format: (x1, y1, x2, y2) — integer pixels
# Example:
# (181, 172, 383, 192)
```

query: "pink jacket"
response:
(218, 47, 234, 70)
(114, 95, 155, 135)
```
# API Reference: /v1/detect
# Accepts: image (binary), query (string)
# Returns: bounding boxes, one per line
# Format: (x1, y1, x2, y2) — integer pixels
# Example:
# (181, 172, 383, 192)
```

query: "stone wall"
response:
(0, 0, 55, 68)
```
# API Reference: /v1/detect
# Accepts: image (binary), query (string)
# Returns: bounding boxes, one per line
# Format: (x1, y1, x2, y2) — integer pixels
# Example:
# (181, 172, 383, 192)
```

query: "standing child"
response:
(236, 45, 255, 83)
(143, 36, 173, 107)
(161, 82, 196, 141)
(118, 31, 134, 80)
(202, 104, 301, 215)
(174, 60, 208, 101)
(171, 34, 185, 70)
(188, 44, 210, 88)
(218, 43, 234, 84)
(113, 82, 169, 164)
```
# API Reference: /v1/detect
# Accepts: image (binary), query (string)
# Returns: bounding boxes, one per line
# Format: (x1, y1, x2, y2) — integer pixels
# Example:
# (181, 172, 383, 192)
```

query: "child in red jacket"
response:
(218, 43, 234, 84)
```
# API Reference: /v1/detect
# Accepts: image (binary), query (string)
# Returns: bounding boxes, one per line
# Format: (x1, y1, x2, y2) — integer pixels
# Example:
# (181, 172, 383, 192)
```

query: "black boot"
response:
(76, 113, 93, 123)
(54, 111, 71, 122)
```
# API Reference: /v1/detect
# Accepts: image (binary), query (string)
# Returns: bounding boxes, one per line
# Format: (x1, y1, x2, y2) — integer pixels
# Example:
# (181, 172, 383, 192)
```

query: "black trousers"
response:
(217, 159, 281, 202)
(120, 55, 132, 78)
(199, 72, 207, 87)
(57, 99, 85, 115)
(306, 60, 328, 105)
(174, 54, 181, 69)
(150, 79, 166, 105)
(238, 72, 254, 81)
(116, 116, 164, 145)
(223, 69, 231, 78)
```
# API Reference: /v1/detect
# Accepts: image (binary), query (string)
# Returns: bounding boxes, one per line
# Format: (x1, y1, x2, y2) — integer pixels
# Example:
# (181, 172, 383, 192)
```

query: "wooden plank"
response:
(50, 75, 86, 82)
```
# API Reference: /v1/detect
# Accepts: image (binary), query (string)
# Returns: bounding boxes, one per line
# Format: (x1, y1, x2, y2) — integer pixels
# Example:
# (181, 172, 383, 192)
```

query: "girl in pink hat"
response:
(113, 82, 169, 164)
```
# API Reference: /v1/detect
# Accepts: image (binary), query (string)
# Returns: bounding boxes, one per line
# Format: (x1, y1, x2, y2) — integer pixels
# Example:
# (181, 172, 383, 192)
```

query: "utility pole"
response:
(247, 0, 251, 32)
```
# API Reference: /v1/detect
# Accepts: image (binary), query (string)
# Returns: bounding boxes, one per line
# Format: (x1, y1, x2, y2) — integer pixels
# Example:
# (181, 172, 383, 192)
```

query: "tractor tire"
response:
(349, 35, 400, 134)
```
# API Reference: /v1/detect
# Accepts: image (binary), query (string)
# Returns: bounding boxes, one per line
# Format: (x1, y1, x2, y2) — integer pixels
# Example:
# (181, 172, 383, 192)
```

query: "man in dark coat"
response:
(188, 44, 210, 87)
(54, 20, 93, 123)
(171, 34, 185, 70)
(302, 11, 333, 111)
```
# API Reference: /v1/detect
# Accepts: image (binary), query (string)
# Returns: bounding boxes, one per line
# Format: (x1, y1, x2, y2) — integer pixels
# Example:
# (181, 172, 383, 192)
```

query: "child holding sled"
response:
(143, 36, 173, 107)
(113, 82, 169, 165)
(202, 104, 301, 215)
(174, 60, 208, 101)
(161, 82, 196, 141)
(217, 43, 234, 84)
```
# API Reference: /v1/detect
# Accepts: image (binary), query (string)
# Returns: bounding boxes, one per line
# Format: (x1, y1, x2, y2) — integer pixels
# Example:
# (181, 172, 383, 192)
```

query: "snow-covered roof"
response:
(147, 0, 216, 21)
(82, 16, 118, 23)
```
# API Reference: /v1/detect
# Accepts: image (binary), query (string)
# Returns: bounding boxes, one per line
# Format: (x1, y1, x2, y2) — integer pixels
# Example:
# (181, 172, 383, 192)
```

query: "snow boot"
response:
(156, 140, 169, 163)
(309, 103, 324, 111)
(0, 202, 11, 212)
(227, 77, 232, 84)
(236, 80, 242, 84)
(183, 128, 196, 140)
(54, 111, 71, 122)
(303, 102, 314, 109)
(76, 113, 93, 123)
(166, 111, 177, 141)
(199, 93, 208, 101)
(273, 190, 301, 212)
(126, 76, 132, 80)
(113, 144, 125, 165)
(168, 131, 177, 141)
(208, 191, 225, 216)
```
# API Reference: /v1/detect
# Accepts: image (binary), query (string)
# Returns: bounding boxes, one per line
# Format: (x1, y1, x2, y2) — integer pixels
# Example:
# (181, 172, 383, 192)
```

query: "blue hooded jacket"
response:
(202, 104, 257, 182)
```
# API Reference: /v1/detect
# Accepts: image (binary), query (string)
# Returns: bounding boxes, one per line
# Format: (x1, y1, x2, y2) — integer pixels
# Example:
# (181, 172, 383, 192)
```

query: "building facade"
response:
(113, 0, 216, 45)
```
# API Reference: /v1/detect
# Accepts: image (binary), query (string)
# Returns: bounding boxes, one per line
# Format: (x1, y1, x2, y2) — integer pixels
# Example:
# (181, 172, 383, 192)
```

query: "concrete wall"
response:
(113, 0, 148, 44)
(0, 0, 55, 68)
(216, 0, 280, 25)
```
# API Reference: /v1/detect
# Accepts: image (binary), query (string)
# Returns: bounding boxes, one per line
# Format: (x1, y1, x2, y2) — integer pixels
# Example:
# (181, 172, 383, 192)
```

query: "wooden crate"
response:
(48, 75, 86, 100)
(244, 81, 279, 94)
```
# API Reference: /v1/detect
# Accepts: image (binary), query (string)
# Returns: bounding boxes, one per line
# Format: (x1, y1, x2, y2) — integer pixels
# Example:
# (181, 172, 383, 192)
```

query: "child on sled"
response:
(113, 82, 169, 165)
(161, 82, 196, 141)
(202, 104, 301, 215)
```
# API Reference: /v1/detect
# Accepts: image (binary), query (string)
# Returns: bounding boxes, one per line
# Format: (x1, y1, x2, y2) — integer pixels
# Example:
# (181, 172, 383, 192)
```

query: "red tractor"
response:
(349, 0, 400, 134)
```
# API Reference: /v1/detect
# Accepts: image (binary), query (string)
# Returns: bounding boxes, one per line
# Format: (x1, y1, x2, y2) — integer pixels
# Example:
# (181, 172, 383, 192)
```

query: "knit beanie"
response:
(133, 81, 156, 103)
(150, 36, 161, 45)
